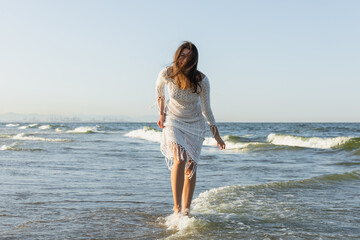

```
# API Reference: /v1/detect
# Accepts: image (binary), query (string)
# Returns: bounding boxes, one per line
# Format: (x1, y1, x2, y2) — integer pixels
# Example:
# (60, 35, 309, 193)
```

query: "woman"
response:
(156, 41, 225, 216)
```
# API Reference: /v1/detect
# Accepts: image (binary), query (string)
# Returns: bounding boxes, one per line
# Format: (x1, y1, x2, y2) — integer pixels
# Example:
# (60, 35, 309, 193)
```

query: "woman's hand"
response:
(157, 114, 165, 129)
(215, 135, 226, 150)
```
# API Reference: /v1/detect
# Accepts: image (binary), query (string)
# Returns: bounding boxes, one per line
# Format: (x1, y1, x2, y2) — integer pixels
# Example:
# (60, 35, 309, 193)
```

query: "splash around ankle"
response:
(181, 208, 190, 216)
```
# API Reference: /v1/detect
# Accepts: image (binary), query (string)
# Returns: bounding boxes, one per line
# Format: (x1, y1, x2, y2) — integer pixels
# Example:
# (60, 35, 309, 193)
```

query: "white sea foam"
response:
(55, 128, 64, 132)
(0, 145, 11, 151)
(124, 127, 162, 142)
(17, 124, 39, 129)
(67, 126, 99, 134)
(229, 142, 264, 151)
(0, 142, 18, 151)
(163, 213, 196, 232)
(204, 136, 263, 151)
(192, 185, 233, 214)
(6, 124, 19, 127)
(267, 133, 351, 149)
(39, 125, 52, 130)
(191, 185, 260, 225)
(1, 144, 12, 151)
(156, 212, 198, 239)
(0, 145, 8, 151)
(202, 137, 217, 146)
(13, 133, 70, 142)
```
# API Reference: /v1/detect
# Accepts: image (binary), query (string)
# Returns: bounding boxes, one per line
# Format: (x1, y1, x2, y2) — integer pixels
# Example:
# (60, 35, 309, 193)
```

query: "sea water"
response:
(0, 122, 359, 239)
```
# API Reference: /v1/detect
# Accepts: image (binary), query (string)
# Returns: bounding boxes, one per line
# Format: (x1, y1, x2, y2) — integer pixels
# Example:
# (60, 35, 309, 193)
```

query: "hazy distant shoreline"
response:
(0, 112, 157, 123)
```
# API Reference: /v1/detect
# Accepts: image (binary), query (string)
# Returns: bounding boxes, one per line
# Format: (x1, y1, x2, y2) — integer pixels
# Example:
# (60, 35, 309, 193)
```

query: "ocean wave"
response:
(0, 145, 9, 151)
(124, 127, 162, 142)
(340, 137, 360, 151)
(18, 124, 39, 129)
(0, 134, 13, 139)
(124, 128, 360, 153)
(0, 142, 18, 151)
(0, 144, 43, 152)
(203, 136, 265, 151)
(195, 170, 360, 201)
(0, 142, 43, 151)
(242, 170, 360, 191)
(314, 170, 360, 182)
(12, 133, 71, 142)
(39, 125, 52, 130)
(267, 133, 353, 149)
(223, 134, 254, 143)
(5, 123, 20, 127)
(192, 170, 360, 215)
(67, 126, 100, 134)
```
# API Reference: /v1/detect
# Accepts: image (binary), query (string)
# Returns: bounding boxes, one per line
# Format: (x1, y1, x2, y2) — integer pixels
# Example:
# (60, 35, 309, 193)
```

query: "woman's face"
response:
(178, 48, 191, 67)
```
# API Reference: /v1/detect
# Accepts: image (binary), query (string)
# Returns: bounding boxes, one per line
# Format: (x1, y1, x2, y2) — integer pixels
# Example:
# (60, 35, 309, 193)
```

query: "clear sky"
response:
(1, 0, 359, 122)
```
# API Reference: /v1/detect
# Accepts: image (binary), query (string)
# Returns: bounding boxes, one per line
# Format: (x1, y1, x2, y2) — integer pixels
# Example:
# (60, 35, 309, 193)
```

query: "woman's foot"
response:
(173, 206, 181, 215)
(181, 208, 190, 216)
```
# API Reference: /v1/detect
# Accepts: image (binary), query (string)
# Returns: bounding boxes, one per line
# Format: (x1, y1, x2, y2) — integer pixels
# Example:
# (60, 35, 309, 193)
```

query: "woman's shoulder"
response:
(158, 67, 168, 76)
(157, 68, 171, 82)
(197, 71, 208, 84)
(159, 67, 174, 78)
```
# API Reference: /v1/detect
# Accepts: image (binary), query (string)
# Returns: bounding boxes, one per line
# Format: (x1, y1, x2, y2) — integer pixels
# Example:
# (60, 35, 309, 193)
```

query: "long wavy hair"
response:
(167, 41, 202, 93)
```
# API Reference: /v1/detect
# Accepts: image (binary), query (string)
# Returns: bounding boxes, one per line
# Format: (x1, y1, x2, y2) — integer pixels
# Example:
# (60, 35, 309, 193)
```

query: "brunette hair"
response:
(167, 41, 202, 93)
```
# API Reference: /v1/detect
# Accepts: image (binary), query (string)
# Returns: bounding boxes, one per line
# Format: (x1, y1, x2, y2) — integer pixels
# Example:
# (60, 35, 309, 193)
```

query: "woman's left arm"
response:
(200, 78, 226, 150)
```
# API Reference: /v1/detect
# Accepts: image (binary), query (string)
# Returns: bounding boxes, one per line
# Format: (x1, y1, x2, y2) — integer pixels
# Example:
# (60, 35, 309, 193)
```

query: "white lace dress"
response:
(155, 68, 219, 179)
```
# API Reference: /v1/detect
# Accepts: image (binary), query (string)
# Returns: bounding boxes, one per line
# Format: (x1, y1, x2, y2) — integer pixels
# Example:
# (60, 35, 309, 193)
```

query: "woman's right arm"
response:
(156, 69, 166, 128)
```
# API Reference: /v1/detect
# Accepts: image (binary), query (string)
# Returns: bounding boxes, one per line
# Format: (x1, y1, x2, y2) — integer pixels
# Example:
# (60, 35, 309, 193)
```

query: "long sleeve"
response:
(155, 69, 167, 114)
(200, 78, 218, 136)
(155, 69, 167, 100)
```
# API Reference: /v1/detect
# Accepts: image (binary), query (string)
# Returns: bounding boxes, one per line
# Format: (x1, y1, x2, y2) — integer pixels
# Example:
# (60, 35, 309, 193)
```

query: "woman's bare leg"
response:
(171, 150, 185, 214)
(181, 162, 197, 215)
